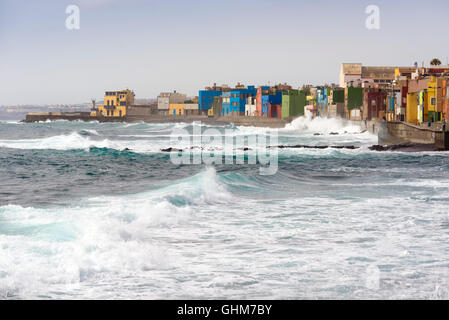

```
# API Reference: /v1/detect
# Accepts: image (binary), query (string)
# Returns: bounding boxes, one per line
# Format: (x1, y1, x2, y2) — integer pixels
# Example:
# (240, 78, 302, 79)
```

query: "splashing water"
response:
(1, 120, 449, 299)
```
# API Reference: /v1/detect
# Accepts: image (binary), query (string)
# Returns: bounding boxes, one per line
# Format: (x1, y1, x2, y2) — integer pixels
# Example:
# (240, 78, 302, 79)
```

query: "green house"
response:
(282, 90, 307, 119)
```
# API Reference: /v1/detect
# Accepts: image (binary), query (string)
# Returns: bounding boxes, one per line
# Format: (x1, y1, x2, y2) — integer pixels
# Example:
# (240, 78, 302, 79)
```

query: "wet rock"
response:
(329, 132, 339, 135)
(369, 145, 387, 151)
(313, 133, 322, 136)
(331, 145, 357, 150)
(269, 145, 359, 150)
(369, 143, 441, 152)
(161, 147, 183, 152)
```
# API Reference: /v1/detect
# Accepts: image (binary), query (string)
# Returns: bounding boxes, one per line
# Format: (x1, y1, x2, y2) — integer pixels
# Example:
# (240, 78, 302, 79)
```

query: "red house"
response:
(363, 89, 387, 120)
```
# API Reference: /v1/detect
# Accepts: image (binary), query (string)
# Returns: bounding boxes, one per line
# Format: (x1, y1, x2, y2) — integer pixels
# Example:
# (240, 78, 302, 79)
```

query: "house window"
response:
(431, 97, 436, 106)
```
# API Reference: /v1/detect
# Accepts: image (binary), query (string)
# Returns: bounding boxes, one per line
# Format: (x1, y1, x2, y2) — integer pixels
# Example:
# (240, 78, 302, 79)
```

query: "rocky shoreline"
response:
(159, 142, 445, 153)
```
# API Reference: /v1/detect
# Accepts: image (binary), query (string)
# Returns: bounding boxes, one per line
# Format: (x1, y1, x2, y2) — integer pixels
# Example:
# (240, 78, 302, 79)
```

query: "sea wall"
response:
(25, 112, 94, 122)
(350, 119, 380, 135)
(378, 121, 449, 149)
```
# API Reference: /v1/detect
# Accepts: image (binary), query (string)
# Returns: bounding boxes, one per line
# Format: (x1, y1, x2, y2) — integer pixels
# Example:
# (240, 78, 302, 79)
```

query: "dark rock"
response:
(369, 143, 441, 152)
(161, 147, 183, 152)
(329, 132, 339, 135)
(269, 145, 358, 150)
(330, 146, 358, 150)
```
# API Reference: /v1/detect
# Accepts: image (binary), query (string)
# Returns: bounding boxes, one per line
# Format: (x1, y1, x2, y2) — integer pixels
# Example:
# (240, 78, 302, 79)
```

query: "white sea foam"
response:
(0, 132, 116, 151)
(283, 115, 363, 135)
(0, 167, 229, 299)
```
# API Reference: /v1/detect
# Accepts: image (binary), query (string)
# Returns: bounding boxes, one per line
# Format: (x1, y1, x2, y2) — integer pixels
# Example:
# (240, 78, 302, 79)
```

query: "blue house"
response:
(223, 86, 257, 115)
(199, 90, 222, 111)
(222, 92, 231, 116)
(261, 91, 282, 116)
(316, 88, 328, 116)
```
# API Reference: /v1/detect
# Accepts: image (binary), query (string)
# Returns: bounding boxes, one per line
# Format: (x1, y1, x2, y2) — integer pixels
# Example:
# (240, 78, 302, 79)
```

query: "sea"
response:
(1, 116, 449, 299)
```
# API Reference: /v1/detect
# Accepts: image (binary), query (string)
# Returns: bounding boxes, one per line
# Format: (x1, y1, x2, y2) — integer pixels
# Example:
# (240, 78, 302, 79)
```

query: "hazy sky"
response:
(1, 0, 448, 105)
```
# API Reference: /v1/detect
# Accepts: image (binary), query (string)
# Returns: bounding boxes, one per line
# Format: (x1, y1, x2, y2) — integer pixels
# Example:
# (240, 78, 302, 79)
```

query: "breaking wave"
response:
(283, 115, 363, 134)
(0, 132, 115, 151)
(0, 167, 229, 299)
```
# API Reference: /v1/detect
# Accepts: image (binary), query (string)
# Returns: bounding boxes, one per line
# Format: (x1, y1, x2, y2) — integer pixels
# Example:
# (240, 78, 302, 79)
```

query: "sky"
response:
(0, 0, 448, 105)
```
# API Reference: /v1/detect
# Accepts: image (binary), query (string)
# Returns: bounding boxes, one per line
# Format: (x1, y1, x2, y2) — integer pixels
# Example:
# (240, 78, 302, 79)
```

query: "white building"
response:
(245, 96, 256, 116)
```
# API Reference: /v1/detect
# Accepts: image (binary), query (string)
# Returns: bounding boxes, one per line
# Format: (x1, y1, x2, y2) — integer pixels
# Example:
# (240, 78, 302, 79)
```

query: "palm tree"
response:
(430, 58, 442, 66)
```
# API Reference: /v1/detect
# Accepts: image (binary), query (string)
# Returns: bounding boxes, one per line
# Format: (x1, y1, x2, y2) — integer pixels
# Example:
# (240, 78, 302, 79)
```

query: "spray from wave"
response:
(283, 115, 363, 135)
(0, 167, 229, 299)
(0, 132, 115, 151)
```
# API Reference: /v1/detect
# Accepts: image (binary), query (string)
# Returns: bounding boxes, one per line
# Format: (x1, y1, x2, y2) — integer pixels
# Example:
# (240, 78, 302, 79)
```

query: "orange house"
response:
(169, 103, 184, 116)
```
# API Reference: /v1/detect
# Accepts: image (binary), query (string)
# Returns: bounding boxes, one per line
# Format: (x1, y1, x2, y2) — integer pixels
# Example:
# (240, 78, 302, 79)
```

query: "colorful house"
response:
(169, 103, 184, 116)
(281, 90, 306, 119)
(363, 89, 387, 120)
(346, 87, 364, 119)
(426, 76, 444, 122)
(256, 86, 270, 116)
(199, 90, 222, 112)
(407, 77, 430, 124)
(222, 86, 256, 115)
(316, 87, 329, 116)
(332, 89, 345, 104)
(406, 92, 418, 124)
(418, 91, 428, 124)
(398, 80, 409, 121)
(97, 89, 135, 117)
(221, 92, 231, 116)
(261, 91, 282, 118)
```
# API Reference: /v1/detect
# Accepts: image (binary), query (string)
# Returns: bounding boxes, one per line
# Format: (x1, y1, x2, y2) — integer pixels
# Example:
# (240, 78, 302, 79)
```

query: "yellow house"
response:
(427, 76, 444, 121)
(96, 89, 135, 118)
(420, 91, 428, 123)
(406, 92, 418, 125)
(169, 103, 184, 116)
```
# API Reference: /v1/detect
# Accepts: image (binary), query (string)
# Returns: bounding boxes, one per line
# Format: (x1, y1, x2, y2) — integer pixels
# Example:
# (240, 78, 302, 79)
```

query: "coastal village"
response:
(25, 61, 449, 148)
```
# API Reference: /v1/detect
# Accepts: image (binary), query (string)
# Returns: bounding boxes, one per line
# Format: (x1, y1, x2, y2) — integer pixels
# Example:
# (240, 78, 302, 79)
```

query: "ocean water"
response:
(1, 117, 449, 299)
